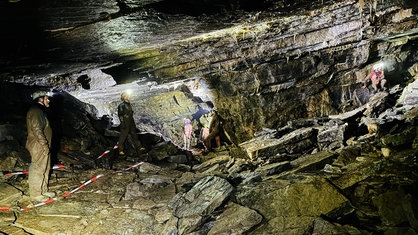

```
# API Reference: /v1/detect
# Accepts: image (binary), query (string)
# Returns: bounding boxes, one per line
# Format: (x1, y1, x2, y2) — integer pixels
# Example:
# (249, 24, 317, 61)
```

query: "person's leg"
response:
(183, 132, 187, 149)
(184, 125, 192, 150)
(353, 89, 361, 106)
(371, 83, 378, 93)
(132, 130, 143, 149)
(186, 136, 192, 150)
(127, 125, 144, 155)
(380, 79, 387, 90)
(215, 136, 221, 148)
(201, 127, 209, 150)
(118, 126, 129, 154)
(28, 147, 49, 199)
(41, 153, 51, 195)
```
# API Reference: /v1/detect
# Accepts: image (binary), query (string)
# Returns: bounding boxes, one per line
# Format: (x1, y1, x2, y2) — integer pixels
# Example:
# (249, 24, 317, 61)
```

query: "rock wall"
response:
(0, 0, 417, 146)
(128, 0, 417, 143)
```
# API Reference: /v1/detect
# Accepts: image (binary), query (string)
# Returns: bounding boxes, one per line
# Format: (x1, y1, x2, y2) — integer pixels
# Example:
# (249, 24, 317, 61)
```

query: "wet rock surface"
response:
(0, 0, 417, 234)
(0, 82, 417, 234)
(1, 0, 418, 145)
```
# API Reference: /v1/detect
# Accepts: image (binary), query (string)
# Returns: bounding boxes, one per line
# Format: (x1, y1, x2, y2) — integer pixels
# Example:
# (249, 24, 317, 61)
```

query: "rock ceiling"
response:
(0, 0, 418, 144)
(0, 1, 418, 234)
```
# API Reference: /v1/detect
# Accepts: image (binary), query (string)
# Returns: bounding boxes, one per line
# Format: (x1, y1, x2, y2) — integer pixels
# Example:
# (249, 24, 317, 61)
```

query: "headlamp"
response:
(31, 90, 53, 100)
(373, 62, 384, 70)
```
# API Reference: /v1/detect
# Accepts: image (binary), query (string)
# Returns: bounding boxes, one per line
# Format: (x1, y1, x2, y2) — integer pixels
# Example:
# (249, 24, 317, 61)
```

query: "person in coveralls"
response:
(117, 91, 145, 157)
(26, 90, 56, 202)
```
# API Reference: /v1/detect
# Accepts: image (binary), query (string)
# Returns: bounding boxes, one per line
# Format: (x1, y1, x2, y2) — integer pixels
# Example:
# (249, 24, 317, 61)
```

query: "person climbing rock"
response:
(363, 63, 387, 94)
(353, 63, 387, 106)
(26, 90, 56, 202)
(183, 118, 193, 150)
(117, 91, 145, 157)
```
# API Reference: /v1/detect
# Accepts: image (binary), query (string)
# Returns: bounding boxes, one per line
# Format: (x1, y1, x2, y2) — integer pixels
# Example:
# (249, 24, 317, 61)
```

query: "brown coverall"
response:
(26, 103, 52, 199)
(205, 111, 221, 150)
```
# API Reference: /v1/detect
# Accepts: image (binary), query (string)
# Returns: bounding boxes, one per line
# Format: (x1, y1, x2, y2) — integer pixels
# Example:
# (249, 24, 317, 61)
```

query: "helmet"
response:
(31, 91, 51, 100)
(373, 63, 383, 70)
(121, 90, 133, 100)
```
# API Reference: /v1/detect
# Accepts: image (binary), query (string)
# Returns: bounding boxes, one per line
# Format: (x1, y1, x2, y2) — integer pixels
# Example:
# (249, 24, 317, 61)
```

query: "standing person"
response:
(199, 113, 211, 151)
(26, 90, 55, 202)
(117, 91, 144, 156)
(204, 109, 222, 151)
(183, 118, 193, 150)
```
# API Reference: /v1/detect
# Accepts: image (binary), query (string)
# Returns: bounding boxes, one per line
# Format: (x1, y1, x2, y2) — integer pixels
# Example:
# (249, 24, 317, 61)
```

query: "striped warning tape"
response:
(96, 130, 186, 162)
(20, 174, 104, 211)
(121, 161, 144, 172)
(0, 131, 184, 212)
(0, 143, 146, 212)
(61, 174, 104, 198)
(97, 143, 119, 160)
(3, 164, 65, 177)
(20, 198, 58, 211)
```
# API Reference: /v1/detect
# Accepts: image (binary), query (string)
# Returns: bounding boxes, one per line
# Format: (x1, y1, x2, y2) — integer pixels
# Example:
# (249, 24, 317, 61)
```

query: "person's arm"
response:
(380, 70, 385, 79)
(362, 72, 372, 88)
(28, 108, 50, 151)
(117, 103, 124, 121)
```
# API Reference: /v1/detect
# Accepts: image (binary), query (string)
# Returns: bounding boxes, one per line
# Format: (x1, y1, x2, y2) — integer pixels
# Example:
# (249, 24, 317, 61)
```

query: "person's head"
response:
(121, 91, 129, 102)
(32, 91, 51, 108)
(373, 63, 383, 71)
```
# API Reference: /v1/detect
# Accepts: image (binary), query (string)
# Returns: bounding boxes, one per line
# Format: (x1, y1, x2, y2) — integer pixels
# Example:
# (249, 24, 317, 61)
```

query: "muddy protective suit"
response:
(26, 103, 52, 199)
(117, 101, 142, 153)
(205, 111, 222, 150)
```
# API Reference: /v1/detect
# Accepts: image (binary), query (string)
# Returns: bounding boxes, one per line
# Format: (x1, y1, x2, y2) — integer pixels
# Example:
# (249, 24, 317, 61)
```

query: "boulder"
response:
(207, 202, 263, 235)
(236, 175, 351, 234)
(168, 176, 234, 234)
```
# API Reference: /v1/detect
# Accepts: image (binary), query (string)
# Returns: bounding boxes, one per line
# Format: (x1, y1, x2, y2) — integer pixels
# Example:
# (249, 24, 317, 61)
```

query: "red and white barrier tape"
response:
(20, 198, 58, 211)
(1, 149, 143, 212)
(97, 143, 119, 159)
(61, 174, 104, 198)
(123, 161, 144, 171)
(19, 174, 104, 211)
(3, 164, 65, 177)
(1, 134, 175, 212)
